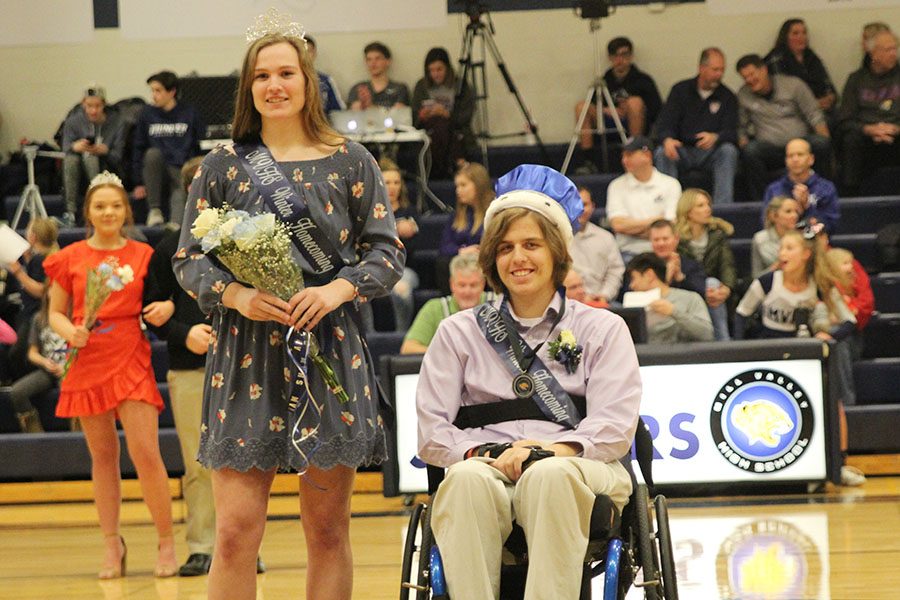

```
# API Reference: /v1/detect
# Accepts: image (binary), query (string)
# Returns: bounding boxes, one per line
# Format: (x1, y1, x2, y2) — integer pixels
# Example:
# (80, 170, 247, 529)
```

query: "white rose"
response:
(559, 330, 577, 346)
(190, 209, 220, 239)
(254, 212, 276, 235)
(219, 217, 240, 239)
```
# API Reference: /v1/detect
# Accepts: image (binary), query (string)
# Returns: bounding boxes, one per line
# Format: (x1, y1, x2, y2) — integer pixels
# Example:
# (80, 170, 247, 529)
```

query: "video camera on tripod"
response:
(451, 0, 548, 169)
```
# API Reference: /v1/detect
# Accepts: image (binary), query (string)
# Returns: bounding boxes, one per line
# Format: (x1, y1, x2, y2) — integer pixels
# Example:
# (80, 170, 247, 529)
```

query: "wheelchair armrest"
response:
(589, 494, 621, 541)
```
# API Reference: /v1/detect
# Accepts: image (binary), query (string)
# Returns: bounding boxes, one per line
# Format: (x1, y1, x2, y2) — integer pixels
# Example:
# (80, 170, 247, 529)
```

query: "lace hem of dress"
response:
(198, 428, 387, 472)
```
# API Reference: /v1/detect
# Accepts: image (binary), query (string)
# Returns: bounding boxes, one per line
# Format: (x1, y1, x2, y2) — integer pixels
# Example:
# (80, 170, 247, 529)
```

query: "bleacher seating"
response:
(2, 145, 898, 482)
(872, 273, 900, 313)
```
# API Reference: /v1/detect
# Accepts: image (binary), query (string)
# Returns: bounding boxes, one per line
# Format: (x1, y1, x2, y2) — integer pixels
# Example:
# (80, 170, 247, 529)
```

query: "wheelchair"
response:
(400, 418, 678, 600)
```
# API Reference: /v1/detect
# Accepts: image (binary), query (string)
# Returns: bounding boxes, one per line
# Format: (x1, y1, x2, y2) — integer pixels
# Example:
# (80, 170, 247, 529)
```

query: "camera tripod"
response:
(561, 18, 628, 175)
(456, 6, 548, 170)
(9, 145, 63, 230)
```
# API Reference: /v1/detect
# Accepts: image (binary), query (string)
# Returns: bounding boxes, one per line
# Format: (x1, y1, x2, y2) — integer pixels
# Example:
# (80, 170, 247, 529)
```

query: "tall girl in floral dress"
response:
(173, 19, 403, 600)
(43, 173, 176, 579)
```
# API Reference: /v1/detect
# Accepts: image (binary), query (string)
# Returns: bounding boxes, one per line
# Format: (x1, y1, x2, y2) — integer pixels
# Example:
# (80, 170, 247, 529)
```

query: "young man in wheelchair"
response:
(416, 165, 643, 599)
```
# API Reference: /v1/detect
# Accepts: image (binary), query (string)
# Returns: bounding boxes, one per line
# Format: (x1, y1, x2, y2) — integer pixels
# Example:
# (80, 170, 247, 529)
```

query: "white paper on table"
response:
(622, 288, 661, 308)
(0, 225, 30, 264)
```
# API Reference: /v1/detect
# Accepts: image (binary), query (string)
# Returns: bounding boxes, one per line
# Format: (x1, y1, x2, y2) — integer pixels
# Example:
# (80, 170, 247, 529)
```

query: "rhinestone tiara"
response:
(88, 170, 124, 190)
(246, 8, 307, 45)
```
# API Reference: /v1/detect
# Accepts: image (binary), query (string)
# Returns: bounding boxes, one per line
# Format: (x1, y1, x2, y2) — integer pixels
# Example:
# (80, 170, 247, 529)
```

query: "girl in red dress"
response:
(43, 172, 177, 579)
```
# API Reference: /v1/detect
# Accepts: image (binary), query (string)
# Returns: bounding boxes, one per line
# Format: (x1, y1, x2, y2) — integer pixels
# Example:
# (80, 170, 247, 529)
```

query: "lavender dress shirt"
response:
(417, 294, 642, 467)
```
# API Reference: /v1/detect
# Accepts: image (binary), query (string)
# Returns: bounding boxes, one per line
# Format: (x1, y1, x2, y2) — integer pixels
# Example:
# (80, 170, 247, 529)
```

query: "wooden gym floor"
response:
(1, 459, 898, 600)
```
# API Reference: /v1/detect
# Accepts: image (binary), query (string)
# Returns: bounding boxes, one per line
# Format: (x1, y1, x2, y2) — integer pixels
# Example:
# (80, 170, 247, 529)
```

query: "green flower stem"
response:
(309, 350, 350, 403)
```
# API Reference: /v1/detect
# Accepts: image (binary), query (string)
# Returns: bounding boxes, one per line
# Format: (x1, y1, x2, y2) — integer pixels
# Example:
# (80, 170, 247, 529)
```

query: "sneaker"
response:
(840, 465, 866, 487)
(146, 208, 165, 227)
(573, 160, 599, 175)
(178, 553, 211, 577)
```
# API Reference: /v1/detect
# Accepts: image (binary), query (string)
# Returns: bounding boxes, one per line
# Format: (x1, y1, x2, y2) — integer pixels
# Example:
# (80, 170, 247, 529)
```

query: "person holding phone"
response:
(61, 85, 126, 227)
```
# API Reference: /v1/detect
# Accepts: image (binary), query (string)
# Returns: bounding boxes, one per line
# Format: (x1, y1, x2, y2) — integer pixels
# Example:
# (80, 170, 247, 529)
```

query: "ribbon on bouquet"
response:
(284, 325, 324, 473)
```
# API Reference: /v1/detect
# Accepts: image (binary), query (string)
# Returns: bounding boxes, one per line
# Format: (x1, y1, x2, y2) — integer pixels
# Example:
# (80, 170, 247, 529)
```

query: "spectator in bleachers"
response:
(827, 247, 871, 325)
(765, 19, 838, 123)
(348, 42, 410, 110)
(674, 189, 737, 341)
(61, 85, 126, 227)
(401, 253, 490, 354)
(751, 196, 800, 278)
(435, 162, 494, 294)
(380, 158, 420, 330)
(572, 36, 662, 174)
(6, 288, 66, 433)
(736, 54, 832, 201)
(762, 138, 840, 235)
(563, 268, 588, 304)
(737, 227, 853, 339)
(861, 22, 891, 69)
(43, 171, 177, 578)
(411, 47, 475, 180)
(607, 136, 681, 262)
(306, 36, 346, 114)
(825, 244, 874, 332)
(570, 186, 623, 305)
(132, 70, 204, 227)
(735, 226, 863, 486)
(648, 219, 707, 297)
(625, 252, 713, 343)
(563, 267, 607, 309)
(4, 218, 58, 379)
(654, 48, 738, 205)
(837, 30, 900, 195)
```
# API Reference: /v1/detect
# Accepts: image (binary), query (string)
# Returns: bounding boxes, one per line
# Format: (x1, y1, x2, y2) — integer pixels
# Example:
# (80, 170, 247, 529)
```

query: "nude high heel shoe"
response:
(154, 534, 178, 578)
(98, 534, 127, 579)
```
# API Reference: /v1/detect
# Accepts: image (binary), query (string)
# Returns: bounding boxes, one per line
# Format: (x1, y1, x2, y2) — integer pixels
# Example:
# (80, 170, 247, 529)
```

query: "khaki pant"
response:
(431, 457, 631, 600)
(168, 369, 215, 555)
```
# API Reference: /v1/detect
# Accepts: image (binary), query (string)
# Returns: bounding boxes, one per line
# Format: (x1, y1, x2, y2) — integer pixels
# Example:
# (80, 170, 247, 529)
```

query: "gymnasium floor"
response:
(1, 472, 898, 600)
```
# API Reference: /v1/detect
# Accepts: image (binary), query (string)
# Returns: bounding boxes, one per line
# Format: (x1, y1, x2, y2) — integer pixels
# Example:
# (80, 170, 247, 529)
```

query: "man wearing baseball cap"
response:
(606, 135, 682, 262)
(60, 85, 125, 227)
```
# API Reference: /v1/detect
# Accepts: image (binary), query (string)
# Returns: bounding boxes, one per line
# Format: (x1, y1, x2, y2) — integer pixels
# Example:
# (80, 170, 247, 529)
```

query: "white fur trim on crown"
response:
(484, 190, 574, 245)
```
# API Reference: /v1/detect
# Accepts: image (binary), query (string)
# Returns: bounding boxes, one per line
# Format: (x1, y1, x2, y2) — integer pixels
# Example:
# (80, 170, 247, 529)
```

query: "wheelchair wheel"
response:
(634, 485, 661, 600)
(400, 503, 426, 600)
(416, 505, 435, 600)
(654, 496, 678, 600)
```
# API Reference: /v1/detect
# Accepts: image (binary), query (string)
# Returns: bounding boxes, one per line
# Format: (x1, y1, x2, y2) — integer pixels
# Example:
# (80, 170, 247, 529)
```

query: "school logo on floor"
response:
(709, 369, 813, 474)
(716, 519, 821, 599)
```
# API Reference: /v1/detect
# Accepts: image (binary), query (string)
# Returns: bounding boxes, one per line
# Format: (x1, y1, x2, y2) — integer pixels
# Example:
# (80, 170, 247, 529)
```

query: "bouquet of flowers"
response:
(190, 206, 349, 403)
(61, 259, 134, 379)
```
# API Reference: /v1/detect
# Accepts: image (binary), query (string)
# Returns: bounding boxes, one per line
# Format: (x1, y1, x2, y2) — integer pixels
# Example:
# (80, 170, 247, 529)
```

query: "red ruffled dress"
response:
(43, 239, 163, 417)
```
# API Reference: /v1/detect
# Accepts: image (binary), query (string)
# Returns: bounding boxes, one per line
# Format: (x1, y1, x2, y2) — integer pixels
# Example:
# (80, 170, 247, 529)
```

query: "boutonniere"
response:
(548, 329, 583, 374)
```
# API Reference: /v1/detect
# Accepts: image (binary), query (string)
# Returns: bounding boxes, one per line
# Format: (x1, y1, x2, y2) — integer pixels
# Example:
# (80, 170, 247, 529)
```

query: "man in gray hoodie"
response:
(60, 85, 125, 226)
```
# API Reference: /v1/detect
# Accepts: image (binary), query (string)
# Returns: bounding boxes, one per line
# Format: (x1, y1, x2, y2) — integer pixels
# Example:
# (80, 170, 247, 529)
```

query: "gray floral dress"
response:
(173, 141, 404, 471)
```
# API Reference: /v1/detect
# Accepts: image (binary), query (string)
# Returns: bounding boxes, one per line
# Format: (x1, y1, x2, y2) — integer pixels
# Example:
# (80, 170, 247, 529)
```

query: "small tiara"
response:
(246, 8, 307, 46)
(88, 170, 124, 190)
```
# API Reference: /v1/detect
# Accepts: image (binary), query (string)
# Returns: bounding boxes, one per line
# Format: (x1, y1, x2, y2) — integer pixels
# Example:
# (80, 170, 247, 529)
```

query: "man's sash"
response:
(234, 142, 345, 286)
(474, 301, 583, 429)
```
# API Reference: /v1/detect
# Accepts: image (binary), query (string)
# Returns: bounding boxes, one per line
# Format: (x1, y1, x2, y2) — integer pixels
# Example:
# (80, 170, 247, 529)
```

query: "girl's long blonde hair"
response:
(378, 158, 408, 210)
(674, 188, 733, 240)
(232, 33, 342, 146)
(453, 162, 494, 234)
(782, 229, 845, 313)
(825, 247, 856, 292)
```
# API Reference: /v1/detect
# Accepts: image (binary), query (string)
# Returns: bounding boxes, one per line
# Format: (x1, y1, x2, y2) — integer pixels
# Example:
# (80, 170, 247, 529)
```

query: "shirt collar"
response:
(501, 292, 564, 331)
